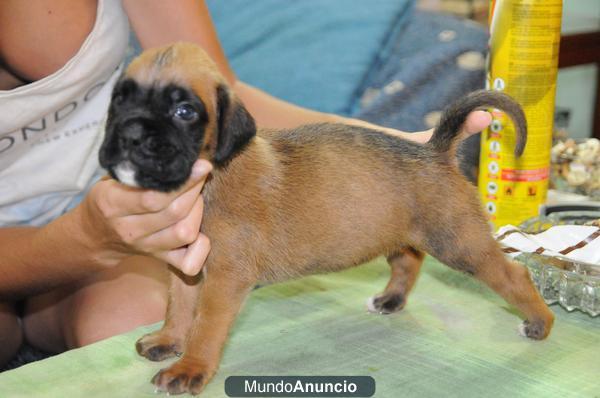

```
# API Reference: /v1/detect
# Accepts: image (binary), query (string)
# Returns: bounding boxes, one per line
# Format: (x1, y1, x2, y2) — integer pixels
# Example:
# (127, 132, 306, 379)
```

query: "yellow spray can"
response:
(478, 0, 563, 229)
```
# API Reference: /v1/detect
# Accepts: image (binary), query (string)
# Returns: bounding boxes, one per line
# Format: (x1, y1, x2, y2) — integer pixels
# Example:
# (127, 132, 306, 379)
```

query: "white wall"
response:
(555, 0, 600, 138)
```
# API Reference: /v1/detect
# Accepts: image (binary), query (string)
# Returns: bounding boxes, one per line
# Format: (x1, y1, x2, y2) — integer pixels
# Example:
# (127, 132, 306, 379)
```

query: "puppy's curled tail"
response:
(428, 90, 527, 157)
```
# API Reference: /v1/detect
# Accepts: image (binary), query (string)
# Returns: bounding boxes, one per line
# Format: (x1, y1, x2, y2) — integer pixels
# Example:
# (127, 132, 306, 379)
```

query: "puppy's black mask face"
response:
(99, 78, 208, 192)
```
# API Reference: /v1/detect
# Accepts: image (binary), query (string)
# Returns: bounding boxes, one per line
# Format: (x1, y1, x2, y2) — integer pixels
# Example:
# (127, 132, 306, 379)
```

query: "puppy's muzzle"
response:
(117, 118, 178, 160)
(100, 116, 189, 191)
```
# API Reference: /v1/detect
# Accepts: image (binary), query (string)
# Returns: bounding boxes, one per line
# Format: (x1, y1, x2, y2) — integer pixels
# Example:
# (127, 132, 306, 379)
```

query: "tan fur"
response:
(131, 43, 554, 395)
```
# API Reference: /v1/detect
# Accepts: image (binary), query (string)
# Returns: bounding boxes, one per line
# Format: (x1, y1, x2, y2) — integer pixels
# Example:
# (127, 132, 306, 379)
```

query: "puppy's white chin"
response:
(114, 161, 139, 188)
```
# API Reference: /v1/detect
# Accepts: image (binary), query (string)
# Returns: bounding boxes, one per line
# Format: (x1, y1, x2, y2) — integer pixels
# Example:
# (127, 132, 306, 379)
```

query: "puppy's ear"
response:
(214, 84, 256, 165)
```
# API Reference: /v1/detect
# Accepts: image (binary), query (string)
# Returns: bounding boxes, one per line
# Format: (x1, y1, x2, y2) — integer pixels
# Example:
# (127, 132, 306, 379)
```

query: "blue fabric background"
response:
(207, 0, 415, 115)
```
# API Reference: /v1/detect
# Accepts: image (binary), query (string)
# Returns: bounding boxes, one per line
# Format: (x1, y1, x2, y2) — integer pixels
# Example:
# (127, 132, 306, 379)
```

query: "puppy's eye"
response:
(173, 103, 198, 121)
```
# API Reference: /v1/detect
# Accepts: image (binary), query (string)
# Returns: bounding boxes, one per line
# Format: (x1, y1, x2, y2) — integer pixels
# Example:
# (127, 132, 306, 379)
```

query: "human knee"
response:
(66, 296, 166, 348)
(0, 303, 23, 367)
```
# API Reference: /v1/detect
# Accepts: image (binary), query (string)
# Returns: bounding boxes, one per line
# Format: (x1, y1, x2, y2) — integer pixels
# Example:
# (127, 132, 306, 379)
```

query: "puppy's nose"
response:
(118, 125, 144, 150)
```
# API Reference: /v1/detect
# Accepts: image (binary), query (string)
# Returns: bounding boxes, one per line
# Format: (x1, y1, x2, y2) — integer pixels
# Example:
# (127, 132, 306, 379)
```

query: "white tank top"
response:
(0, 0, 129, 226)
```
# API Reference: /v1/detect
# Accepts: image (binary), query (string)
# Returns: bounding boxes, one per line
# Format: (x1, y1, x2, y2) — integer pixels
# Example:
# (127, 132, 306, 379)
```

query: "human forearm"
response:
(0, 159, 212, 299)
(233, 81, 434, 142)
(124, 0, 236, 83)
(0, 210, 105, 300)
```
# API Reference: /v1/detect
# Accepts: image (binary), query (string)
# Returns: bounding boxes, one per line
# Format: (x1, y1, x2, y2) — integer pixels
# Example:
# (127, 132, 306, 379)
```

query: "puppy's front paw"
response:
(136, 332, 183, 362)
(152, 358, 211, 395)
(366, 293, 405, 314)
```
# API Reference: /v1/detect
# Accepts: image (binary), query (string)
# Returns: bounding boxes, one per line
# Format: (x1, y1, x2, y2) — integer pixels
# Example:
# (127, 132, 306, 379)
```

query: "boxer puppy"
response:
(99, 43, 554, 395)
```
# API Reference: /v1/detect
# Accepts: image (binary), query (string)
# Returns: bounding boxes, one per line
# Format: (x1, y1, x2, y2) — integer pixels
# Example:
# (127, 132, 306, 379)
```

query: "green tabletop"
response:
(1, 257, 599, 397)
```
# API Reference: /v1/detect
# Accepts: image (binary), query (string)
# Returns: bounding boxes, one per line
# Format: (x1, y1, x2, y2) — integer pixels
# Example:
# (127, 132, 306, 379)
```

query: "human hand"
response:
(396, 110, 493, 144)
(78, 159, 212, 275)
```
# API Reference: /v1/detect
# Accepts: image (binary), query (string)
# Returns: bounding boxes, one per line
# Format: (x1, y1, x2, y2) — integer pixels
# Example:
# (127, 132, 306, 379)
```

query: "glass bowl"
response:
(516, 252, 600, 316)
(519, 209, 600, 232)
(515, 208, 600, 316)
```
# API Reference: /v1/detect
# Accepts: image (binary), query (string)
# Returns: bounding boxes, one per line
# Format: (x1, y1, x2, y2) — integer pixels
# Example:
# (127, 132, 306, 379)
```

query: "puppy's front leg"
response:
(136, 266, 200, 362)
(151, 265, 255, 395)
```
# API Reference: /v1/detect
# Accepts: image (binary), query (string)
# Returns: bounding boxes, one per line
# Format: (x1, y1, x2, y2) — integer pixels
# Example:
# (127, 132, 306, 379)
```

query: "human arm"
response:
(0, 160, 212, 300)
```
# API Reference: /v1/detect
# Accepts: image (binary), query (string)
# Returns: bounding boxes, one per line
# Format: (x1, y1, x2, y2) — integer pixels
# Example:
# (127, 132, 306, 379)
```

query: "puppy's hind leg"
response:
(136, 267, 200, 362)
(367, 248, 425, 314)
(475, 249, 554, 339)
(423, 225, 554, 340)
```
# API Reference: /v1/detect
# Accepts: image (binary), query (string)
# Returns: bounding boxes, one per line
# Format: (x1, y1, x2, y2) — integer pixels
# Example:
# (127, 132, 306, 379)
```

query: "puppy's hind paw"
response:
(366, 293, 405, 314)
(136, 332, 183, 362)
(518, 319, 551, 340)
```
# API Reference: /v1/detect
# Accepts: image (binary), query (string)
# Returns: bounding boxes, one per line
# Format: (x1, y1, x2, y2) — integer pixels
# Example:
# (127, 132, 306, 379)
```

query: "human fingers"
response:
(113, 181, 204, 242)
(406, 110, 492, 144)
(157, 233, 211, 275)
(96, 160, 212, 218)
(461, 110, 492, 136)
(133, 194, 205, 252)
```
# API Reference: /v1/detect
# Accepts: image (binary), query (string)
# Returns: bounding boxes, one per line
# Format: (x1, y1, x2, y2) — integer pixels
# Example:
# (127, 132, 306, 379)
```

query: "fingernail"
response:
(183, 262, 199, 276)
(191, 160, 212, 179)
